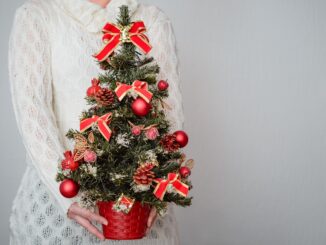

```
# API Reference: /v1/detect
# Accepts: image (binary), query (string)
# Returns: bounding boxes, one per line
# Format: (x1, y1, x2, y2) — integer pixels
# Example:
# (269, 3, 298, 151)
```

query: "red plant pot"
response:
(97, 201, 151, 240)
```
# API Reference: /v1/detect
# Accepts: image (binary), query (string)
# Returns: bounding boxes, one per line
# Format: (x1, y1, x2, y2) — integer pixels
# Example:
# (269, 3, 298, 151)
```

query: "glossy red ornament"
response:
(179, 166, 191, 178)
(131, 98, 151, 117)
(173, 130, 189, 148)
(87, 78, 101, 97)
(157, 80, 169, 91)
(59, 179, 79, 198)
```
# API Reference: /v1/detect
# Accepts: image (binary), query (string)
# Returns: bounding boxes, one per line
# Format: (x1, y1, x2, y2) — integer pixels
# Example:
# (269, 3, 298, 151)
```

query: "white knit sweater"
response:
(8, 0, 184, 244)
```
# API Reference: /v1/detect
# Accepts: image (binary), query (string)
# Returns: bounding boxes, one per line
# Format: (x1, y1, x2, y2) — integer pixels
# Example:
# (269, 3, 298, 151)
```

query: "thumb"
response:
(147, 207, 157, 228)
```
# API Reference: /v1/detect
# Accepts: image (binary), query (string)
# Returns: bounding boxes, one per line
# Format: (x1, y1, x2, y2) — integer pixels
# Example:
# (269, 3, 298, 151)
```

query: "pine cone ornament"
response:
(133, 163, 156, 185)
(95, 88, 115, 106)
(160, 134, 180, 152)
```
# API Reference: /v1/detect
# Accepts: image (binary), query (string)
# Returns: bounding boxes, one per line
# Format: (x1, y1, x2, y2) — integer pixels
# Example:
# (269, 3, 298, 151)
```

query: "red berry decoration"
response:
(157, 80, 169, 91)
(131, 125, 143, 136)
(87, 78, 101, 97)
(179, 166, 191, 178)
(131, 98, 151, 117)
(173, 130, 189, 148)
(59, 179, 79, 198)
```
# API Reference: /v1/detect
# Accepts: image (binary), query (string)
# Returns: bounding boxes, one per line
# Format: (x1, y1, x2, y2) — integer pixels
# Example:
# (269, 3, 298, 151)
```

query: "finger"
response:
(74, 215, 105, 241)
(73, 205, 108, 225)
(146, 214, 158, 235)
(67, 202, 79, 218)
(94, 206, 99, 214)
(67, 211, 76, 220)
(147, 207, 157, 228)
(67, 203, 80, 219)
(86, 210, 109, 226)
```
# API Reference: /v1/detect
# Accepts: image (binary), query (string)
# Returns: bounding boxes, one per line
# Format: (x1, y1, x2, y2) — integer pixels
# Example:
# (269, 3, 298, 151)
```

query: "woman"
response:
(9, 0, 184, 244)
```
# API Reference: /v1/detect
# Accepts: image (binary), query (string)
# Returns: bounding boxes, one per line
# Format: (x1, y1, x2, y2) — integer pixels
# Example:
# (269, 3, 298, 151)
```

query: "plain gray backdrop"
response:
(2, 0, 326, 244)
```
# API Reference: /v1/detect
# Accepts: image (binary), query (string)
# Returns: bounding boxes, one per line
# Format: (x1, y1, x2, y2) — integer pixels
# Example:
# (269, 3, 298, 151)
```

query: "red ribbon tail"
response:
(130, 35, 152, 54)
(94, 35, 120, 62)
(153, 180, 168, 201)
(97, 120, 112, 141)
(134, 88, 153, 103)
(173, 181, 189, 197)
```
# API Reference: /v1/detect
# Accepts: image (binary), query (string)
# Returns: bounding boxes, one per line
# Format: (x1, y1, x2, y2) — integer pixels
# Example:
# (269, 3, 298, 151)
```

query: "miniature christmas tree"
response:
(56, 5, 194, 240)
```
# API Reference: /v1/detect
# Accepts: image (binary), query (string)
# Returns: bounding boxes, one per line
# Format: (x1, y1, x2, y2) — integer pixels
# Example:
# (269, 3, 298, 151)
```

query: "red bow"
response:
(153, 173, 189, 201)
(115, 80, 153, 103)
(80, 113, 112, 141)
(94, 21, 152, 62)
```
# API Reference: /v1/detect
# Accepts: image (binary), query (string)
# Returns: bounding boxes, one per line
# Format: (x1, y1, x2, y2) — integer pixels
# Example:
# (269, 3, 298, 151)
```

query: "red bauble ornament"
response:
(59, 179, 79, 198)
(173, 130, 189, 148)
(157, 80, 169, 91)
(131, 98, 151, 117)
(87, 78, 101, 97)
(179, 166, 191, 178)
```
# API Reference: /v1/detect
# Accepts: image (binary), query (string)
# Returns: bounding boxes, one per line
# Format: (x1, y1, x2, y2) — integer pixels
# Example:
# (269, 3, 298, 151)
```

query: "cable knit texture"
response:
(8, 0, 184, 244)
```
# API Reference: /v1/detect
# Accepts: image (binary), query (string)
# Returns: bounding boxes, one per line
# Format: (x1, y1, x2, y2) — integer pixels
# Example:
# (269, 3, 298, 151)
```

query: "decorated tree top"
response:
(56, 5, 194, 215)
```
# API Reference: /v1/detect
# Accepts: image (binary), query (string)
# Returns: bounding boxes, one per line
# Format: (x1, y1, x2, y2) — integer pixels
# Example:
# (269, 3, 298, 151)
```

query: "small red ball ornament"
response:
(87, 78, 101, 97)
(157, 80, 169, 91)
(173, 130, 189, 148)
(131, 125, 143, 136)
(179, 166, 191, 178)
(131, 98, 151, 117)
(59, 179, 79, 198)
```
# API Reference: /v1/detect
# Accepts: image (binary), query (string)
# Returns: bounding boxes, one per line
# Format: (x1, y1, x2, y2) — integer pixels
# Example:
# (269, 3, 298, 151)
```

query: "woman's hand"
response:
(146, 207, 158, 234)
(67, 202, 108, 241)
(68, 203, 157, 239)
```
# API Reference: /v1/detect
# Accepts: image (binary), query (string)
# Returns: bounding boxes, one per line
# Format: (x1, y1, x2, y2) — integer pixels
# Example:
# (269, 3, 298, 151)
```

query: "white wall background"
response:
(1, 0, 326, 244)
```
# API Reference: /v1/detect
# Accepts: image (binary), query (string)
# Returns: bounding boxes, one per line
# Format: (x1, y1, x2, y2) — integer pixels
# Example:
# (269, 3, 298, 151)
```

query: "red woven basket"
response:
(97, 201, 151, 240)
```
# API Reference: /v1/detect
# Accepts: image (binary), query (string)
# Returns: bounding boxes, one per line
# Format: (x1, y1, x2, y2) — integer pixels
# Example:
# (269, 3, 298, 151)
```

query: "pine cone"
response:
(133, 163, 156, 185)
(160, 134, 180, 152)
(95, 88, 115, 106)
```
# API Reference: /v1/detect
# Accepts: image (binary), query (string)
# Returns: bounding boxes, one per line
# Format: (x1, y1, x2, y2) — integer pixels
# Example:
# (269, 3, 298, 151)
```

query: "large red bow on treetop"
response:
(115, 80, 153, 103)
(80, 113, 113, 141)
(153, 173, 189, 201)
(94, 21, 152, 62)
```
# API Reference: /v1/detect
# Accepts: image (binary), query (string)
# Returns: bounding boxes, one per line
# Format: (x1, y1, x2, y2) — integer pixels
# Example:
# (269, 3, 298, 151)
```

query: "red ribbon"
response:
(94, 21, 152, 62)
(115, 80, 153, 103)
(80, 113, 113, 141)
(153, 173, 189, 201)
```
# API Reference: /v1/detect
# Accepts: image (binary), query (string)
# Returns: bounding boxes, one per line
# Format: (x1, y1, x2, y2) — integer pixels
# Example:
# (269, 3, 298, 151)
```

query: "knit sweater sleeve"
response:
(8, 3, 74, 214)
(148, 10, 185, 131)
